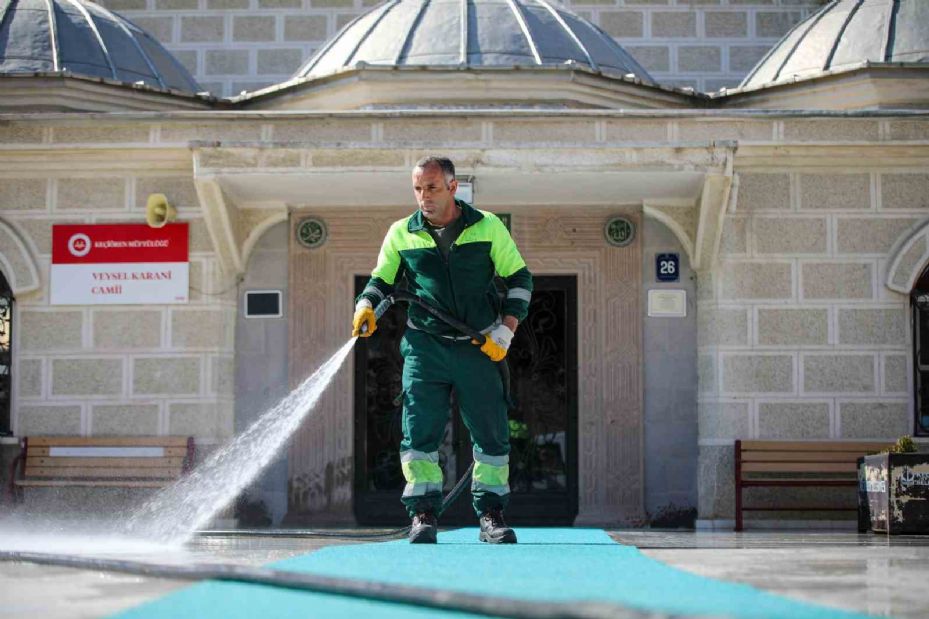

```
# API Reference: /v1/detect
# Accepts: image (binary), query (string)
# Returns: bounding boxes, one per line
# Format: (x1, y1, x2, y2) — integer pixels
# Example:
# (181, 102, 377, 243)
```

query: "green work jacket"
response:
(359, 200, 533, 337)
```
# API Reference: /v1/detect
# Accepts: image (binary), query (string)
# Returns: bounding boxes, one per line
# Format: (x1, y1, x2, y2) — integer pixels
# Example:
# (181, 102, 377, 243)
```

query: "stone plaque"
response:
(647, 289, 686, 317)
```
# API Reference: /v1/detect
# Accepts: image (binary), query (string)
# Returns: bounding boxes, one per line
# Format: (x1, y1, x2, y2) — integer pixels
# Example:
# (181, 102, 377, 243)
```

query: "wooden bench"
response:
(735, 440, 890, 531)
(7, 436, 195, 502)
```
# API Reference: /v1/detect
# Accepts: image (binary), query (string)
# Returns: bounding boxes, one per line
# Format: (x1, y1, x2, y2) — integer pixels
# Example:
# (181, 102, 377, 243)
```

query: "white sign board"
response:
(648, 289, 687, 317)
(51, 223, 189, 305)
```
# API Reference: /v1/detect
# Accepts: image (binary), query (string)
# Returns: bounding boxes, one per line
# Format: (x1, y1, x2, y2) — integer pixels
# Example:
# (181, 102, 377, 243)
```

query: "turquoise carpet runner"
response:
(117, 528, 876, 619)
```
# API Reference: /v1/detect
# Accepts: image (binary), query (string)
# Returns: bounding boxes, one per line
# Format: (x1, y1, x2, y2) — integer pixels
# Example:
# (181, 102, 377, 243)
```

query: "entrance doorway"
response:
(353, 275, 578, 525)
(0, 270, 11, 436)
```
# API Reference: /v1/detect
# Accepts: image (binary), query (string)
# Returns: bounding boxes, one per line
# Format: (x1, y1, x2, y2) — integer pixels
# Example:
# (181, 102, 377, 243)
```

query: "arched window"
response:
(0, 270, 11, 436)
(911, 267, 929, 437)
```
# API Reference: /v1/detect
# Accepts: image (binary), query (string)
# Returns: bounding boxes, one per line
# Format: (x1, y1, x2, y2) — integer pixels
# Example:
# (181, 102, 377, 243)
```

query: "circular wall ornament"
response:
(605, 217, 635, 247)
(296, 217, 327, 249)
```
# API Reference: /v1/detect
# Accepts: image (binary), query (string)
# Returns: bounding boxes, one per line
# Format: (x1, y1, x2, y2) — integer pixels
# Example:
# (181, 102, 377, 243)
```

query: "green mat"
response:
(116, 528, 877, 619)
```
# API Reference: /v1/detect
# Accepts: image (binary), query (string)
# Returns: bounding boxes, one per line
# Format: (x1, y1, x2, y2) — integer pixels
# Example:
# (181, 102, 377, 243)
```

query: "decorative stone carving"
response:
(0, 218, 40, 295)
(886, 217, 929, 294)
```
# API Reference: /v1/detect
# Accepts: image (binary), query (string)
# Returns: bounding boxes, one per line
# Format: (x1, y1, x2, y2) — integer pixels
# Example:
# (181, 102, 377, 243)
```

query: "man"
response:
(352, 156, 533, 544)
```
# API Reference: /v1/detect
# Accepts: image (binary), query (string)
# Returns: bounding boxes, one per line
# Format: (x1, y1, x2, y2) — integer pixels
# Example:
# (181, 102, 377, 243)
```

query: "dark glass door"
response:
(353, 276, 578, 525)
(912, 288, 929, 436)
(0, 271, 11, 436)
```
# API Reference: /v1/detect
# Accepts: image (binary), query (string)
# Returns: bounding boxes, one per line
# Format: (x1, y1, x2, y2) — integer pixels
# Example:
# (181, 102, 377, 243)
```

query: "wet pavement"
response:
(614, 531, 929, 619)
(0, 530, 927, 618)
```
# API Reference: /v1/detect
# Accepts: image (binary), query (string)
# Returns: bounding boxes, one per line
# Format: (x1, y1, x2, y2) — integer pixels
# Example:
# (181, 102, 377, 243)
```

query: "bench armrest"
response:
(6, 437, 27, 502)
(184, 437, 196, 473)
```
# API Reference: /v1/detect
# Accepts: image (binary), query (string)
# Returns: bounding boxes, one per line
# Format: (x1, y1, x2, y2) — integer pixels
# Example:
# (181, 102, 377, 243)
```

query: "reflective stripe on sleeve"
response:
(363, 286, 385, 301)
(506, 287, 531, 303)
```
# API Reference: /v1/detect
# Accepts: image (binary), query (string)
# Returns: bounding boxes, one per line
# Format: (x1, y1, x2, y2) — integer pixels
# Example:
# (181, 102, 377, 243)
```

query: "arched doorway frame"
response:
(886, 217, 929, 436)
(0, 218, 41, 436)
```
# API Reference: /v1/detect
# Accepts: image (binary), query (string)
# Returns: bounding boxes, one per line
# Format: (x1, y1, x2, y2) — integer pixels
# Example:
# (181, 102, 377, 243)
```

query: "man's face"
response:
(412, 164, 458, 226)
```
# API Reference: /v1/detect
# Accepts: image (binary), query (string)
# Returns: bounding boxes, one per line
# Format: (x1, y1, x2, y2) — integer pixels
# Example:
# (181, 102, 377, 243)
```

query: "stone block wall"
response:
(697, 162, 928, 521)
(96, 0, 824, 97)
(1, 123, 236, 445)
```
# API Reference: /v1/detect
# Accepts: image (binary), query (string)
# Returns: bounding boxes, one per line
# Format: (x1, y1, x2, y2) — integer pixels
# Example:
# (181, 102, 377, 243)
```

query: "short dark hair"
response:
(414, 156, 455, 186)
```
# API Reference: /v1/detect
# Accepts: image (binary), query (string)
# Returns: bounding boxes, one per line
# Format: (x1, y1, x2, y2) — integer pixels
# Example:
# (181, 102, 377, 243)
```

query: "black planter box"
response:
(858, 453, 929, 534)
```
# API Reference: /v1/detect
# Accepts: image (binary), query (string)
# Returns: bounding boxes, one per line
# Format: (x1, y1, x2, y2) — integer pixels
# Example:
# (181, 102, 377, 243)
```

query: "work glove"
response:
(473, 324, 513, 362)
(352, 300, 377, 337)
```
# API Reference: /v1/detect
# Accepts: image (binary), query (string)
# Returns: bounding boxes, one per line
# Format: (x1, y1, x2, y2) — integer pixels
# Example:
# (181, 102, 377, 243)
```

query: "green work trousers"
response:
(399, 328, 510, 518)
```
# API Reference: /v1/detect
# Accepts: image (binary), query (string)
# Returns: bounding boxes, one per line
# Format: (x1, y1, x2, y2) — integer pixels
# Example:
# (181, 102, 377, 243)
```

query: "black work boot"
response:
(478, 508, 517, 544)
(409, 511, 438, 544)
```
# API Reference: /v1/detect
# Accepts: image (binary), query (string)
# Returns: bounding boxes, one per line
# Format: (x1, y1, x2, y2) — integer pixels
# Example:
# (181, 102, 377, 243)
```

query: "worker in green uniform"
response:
(352, 156, 533, 544)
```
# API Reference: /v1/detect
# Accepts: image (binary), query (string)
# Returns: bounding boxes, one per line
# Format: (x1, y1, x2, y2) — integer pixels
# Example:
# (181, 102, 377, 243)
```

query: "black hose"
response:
(381, 290, 485, 341)
(374, 290, 517, 409)
(0, 550, 669, 619)
(244, 461, 473, 541)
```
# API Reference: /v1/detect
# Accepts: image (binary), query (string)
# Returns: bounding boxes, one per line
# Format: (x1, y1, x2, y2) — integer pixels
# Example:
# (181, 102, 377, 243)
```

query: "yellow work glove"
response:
(472, 324, 513, 362)
(352, 301, 377, 337)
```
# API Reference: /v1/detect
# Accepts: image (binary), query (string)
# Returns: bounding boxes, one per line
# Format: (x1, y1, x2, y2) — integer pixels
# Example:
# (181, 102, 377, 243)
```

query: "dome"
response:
(0, 0, 201, 94)
(741, 0, 929, 90)
(294, 0, 653, 84)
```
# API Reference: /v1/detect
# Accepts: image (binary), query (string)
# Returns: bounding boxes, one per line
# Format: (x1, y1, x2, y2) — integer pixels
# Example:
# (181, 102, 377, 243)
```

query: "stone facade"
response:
(96, 0, 824, 96)
(1, 133, 236, 445)
(698, 157, 926, 523)
(2, 110, 927, 527)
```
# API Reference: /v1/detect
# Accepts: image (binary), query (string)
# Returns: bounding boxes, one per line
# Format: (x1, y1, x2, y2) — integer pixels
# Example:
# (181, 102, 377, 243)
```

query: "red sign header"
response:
(52, 224, 189, 264)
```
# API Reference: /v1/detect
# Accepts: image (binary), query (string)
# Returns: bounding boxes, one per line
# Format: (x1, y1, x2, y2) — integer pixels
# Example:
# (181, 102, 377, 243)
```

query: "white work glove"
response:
(473, 324, 514, 362)
(352, 299, 376, 337)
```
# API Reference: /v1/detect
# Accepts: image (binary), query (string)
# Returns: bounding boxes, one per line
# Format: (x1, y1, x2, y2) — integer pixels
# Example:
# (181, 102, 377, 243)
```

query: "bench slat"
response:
(741, 479, 857, 486)
(26, 457, 185, 469)
(9, 435, 195, 505)
(15, 480, 171, 488)
(741, 451, 868, 463)
(26, 446, 189, 457)
(741, 462, 858, 473)
(739, 440, 890, 452)
(27, 436, 189, 447)
(49, 446, 165, 458)
(741, 506, 855, 511)
(734, 439, 884, 531)
(26, 467, 183, 479)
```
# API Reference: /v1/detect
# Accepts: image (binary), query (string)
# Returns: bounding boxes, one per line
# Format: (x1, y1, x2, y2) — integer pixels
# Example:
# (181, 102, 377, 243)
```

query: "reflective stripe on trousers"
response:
(401, 449, 443, 497)
(471, 448, 510, 496)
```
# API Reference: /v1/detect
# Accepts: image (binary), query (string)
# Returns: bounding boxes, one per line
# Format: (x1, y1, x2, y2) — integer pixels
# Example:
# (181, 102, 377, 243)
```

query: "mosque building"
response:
(0, 0, 927, 530)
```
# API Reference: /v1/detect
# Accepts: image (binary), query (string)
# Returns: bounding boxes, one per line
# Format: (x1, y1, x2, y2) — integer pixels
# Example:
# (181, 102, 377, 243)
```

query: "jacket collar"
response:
(407, 199, 483, 233)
